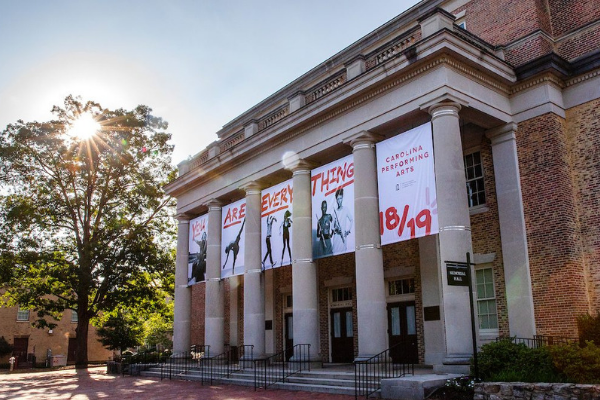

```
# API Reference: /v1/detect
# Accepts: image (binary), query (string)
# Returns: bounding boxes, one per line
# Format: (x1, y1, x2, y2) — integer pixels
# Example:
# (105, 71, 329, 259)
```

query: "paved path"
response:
(0, 367, 356, 400)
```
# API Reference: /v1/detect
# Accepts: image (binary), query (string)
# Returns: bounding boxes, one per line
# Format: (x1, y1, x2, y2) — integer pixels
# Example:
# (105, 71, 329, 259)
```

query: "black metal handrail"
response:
(200, 346, 245, 385)
(160, 345, 209, 380)
(354, 344, 414, 399)
(496, 335, 578, 348)
(253, 344, 311, 390)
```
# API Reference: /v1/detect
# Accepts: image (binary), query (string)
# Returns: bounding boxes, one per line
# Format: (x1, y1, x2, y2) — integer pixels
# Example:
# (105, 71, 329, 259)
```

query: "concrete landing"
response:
(380, 373, 462, 400)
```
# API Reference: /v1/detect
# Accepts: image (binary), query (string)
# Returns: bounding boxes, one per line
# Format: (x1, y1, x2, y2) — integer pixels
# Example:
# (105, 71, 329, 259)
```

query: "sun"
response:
(68, 113, 101, 140)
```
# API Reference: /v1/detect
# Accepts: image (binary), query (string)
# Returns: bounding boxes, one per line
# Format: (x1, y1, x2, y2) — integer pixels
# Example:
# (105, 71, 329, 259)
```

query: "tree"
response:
(0, 95, 176, 366)
(96, 308, 145, 359)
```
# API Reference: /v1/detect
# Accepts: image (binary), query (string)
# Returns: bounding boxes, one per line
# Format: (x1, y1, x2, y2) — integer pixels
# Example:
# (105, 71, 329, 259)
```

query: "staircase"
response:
(140, 364, 358, 396)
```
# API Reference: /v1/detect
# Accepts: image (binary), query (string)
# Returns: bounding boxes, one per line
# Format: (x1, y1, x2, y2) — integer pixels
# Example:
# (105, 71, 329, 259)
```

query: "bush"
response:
(548, 342, 600, 384)
(475, 338, 564, 382)
(0, 336, 13, 357)
(577, 312, 600, 345)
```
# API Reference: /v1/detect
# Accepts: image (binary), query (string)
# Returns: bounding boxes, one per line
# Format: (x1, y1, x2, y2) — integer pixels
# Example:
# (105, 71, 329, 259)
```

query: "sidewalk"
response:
(0, 367, 356, 400)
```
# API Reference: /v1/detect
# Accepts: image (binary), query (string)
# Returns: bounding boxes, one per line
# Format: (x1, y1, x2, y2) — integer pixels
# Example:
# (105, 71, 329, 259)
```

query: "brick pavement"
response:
(0, 367, 356, 400)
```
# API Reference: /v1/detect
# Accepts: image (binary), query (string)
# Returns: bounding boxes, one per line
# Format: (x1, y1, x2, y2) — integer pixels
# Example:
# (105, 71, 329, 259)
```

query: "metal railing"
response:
(199, 346, 246, 385)
(160, 345, 209, 380)
(253, 344, 311, 390)
(496, 335, 578, 348)
(354, 344, 414, 399)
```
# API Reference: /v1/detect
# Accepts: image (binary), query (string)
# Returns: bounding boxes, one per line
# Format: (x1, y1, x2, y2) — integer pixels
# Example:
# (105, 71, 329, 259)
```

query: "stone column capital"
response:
(286, 158, 314, 174)
(428, 102, 461, 120)
(240, 181, 262, 195)
(205, 199, 223, 210)
(343, 130, 384, 149)
(176, 214, 191, 223)
(485, 122, 518, 145)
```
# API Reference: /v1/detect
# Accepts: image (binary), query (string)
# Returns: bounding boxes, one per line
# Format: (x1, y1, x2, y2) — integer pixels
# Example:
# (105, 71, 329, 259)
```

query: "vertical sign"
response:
(376, 123, 438, 245)
(188, 214, 208, 285)
(221, 199, 246, 278)
(311, 154, 355, 260)
(261, 179, 293, 270)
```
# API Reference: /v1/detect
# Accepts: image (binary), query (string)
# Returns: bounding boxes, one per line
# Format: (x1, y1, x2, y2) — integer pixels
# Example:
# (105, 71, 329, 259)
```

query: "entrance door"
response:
(284, 313, 293, 361)
(67, 338, 78, 363)
(330, 308, 354, 363)
(387, 302, 418, 364)
(13, 337, 28, 367)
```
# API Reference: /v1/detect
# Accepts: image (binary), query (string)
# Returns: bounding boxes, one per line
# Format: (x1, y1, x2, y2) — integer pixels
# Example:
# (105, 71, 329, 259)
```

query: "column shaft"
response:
(430, 103, 475, 363)
(173, 217, 191, 353)
(291, 163, 320, 361)
(351, 134, 388, 358)
(243, 183, 265, 358)
(487, 124, 536, 338)
(205, 201, 225, 354)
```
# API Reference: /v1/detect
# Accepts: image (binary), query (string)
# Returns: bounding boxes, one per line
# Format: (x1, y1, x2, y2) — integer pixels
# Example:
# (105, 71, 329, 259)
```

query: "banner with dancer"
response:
(311, 154, 355, 260)
(221, 199, 246, 278)
(261, 179, 293, 270)
(376, 123, 438, 245)
(188, 214, 208, 285)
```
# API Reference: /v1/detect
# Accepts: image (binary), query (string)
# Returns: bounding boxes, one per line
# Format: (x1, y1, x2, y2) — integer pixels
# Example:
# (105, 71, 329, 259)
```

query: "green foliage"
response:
(96, 309, 145, 355)
(0, 336, 13, 356)
(475, 338, 564, 382)
(548, 342, 600, 384)
(142, 305, 173, 350)
(0, 95, 177, 365)
(577, 312, 600, 345)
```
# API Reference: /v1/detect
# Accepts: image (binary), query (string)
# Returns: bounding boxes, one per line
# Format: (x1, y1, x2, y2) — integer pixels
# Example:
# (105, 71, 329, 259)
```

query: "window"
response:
(331, 287, 352, 302)
(285, 295, 293, 308)
(388, 278, 415, 296)
(17, 306, 30, 321)
(457, 21, 466, 29)
(476, 268, 498, 330)
(71, 310, 78, 323)
(464, 151, 485, 207)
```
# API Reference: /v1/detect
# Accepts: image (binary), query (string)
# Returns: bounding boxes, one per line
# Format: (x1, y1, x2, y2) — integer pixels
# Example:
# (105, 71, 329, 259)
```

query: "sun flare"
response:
(68, 113, 101, 140)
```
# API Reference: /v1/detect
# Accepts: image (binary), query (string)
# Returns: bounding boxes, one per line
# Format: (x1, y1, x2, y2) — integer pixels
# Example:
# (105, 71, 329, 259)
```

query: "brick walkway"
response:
(0, 367, 356, 400)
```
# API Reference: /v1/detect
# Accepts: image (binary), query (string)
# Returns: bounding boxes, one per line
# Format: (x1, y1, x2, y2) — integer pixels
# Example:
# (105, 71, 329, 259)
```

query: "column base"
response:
(431, 355, 471, 374)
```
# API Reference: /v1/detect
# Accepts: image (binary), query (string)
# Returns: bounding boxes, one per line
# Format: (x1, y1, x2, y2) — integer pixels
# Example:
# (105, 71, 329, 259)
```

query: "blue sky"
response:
(0, 0, 422, 164)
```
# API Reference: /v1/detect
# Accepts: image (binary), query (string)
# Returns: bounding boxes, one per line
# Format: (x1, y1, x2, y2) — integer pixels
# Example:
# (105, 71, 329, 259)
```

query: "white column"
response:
(486, 123, 536, 338)
(290, 160, 321, 361)
(429, 103, 476, 367)
(173, 215, 191, 353)
(204, 200, 225, 355)
(242, 182, 265, 358)
(346, 132, 388, 359)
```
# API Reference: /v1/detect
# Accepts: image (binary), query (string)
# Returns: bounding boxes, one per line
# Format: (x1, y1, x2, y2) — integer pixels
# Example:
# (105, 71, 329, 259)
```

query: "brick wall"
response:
(382, 240, 423, 362)
(455, 0, 600, 66)
(460, 0, 551, 47)
(517, 113, 588, 336)
(317, 252, 357, 362)
(190, 283, 205, 346)
(565, 98, 600, 313)
(556, 25, 600, 61)
(469, 137, 510, 338)
(547, 0, 600, 37)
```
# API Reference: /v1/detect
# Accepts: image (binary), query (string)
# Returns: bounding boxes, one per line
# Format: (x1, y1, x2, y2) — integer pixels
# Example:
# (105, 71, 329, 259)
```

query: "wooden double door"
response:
(387, 301, 418, 364)
(330, 307, 354, 363)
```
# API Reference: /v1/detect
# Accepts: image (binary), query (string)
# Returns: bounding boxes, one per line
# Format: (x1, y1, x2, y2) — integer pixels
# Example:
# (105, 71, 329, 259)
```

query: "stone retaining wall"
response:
(474, 382, 600, 399)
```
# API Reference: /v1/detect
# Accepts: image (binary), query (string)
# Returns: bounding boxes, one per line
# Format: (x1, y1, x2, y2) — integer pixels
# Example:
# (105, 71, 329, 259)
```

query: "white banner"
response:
(261, 180, 293, 270)
(188, 214, 208, 285)
(221, 199, 246, 278)
(311, 154, 355, 259)
(376, 123, 438, 245)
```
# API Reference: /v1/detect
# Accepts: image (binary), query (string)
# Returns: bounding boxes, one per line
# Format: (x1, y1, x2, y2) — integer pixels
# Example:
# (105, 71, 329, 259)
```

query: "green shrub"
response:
(577, 312, 600, 345)
(475, 338, 564, 382)
(548, 342, 600, 384)
(0, 336, 13, 356)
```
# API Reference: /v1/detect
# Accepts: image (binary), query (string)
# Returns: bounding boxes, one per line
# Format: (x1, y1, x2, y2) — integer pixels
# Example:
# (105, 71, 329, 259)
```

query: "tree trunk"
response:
(75, 316, 90, 368)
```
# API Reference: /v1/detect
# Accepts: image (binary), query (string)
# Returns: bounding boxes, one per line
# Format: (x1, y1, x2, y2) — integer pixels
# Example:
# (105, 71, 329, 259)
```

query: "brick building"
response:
(165, 0, 600, 372)
(0, 302, 111, 367)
